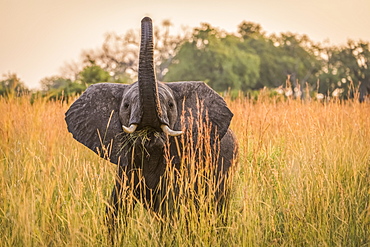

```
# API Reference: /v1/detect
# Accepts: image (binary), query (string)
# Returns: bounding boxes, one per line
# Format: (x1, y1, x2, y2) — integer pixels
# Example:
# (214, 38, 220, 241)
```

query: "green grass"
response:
(1, 96, 369, 246)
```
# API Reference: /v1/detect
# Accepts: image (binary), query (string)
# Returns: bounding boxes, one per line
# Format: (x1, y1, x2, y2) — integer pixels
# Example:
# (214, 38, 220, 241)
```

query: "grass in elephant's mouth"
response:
(1, 96, 369, 246)
(118, 127, 162, 156)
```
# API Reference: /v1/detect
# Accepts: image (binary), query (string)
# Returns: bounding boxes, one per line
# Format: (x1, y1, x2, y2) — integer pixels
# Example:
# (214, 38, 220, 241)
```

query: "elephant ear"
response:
(166, 81, 233, 140)
(65, 83, 128, 165)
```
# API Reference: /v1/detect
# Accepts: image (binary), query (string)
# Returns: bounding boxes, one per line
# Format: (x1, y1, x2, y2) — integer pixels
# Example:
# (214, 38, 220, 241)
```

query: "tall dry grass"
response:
(0, 95, 369, 246)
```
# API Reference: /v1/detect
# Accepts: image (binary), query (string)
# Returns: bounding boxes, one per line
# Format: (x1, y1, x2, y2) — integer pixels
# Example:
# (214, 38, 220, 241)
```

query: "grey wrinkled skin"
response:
(65, 17, 238, 229)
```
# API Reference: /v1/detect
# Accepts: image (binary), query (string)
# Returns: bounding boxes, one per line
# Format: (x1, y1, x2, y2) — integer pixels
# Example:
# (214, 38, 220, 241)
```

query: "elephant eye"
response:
(124, 103, 130, 109)
(168, 101, 174, 109)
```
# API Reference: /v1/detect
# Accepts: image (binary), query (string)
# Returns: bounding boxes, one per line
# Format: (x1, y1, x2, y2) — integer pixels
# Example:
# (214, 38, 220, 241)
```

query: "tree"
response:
(154, 20, 191, 81)
(164, 24, 260, 92)
(53, 19, 369, 99)
(165, 22, 322, 93)
(39, 76, 85, 100)
(316, 45, 344, 95)
(77, 31, 138, 84)
(78, 64, 111, 84)
(336, 41, 370, 85)
(63, 19, 189, 84)
(40, 76, 71, 91)
(0, 73, 29, 97)
(238, 21, 265, 40)
(239, 35, 284, 88)
(317, 40, 370, 98)
(266, 33, 322, 97)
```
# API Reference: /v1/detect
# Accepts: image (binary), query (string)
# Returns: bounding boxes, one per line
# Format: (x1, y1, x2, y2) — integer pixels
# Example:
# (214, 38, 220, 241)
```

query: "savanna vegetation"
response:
(0, 94, 369, 246)
(1, 19, 369, 246)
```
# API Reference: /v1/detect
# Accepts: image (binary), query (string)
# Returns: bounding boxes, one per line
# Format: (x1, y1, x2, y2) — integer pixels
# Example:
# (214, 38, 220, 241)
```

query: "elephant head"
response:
(65, 17, 233, 166)
(65, 17, 236, 221)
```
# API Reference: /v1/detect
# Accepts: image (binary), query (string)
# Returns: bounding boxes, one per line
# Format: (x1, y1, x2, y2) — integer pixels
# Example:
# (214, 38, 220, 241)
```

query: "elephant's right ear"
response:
(166, 81, 233, 140)
(65, 83, 128, 165)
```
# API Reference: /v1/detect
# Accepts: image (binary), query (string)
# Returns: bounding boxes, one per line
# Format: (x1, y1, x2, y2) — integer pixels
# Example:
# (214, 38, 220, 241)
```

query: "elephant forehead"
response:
(122, 82, 174, 104)
(158, 83, 174, 98)
(124, 83, 139, 98)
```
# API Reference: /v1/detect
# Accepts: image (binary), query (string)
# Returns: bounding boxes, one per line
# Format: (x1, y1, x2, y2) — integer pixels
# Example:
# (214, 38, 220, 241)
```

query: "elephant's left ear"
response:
(65, 83, 128, 165)
(166, 81, 233, 139)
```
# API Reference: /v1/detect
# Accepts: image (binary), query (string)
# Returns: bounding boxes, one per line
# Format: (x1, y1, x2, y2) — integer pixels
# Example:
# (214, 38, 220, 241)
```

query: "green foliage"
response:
(12, 19, 368, 100)
(35, 20, 187, 101)
(72, 20, 188, 83)
(39, 76, 86, 101)
(164, 24, 260, 91)
(269, 33, 322, 88)
(40, 76, 70, 91)
(37, 64, 119, 101)
(318, 40, 370, 97)
(241, 37, 284, 88)
(164, 22, 324, 95)
(162, 21, 369, 99)
(0, 73, 29, 97)
(238, 21, 265, 40)
(78, 65, 111, 84)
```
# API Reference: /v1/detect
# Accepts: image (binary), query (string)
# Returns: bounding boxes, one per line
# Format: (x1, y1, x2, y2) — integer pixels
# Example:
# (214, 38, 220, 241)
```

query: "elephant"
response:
(65, 17, 237, 227)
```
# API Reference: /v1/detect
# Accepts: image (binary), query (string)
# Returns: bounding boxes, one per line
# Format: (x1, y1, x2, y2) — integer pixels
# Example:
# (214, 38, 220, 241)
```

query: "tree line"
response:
(1, 20, 369, 100)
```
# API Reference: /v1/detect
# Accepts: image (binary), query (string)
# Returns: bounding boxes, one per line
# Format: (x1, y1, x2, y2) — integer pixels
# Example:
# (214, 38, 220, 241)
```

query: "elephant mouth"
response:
(118, 127, 165, 156)
(122, 123, 182, 136)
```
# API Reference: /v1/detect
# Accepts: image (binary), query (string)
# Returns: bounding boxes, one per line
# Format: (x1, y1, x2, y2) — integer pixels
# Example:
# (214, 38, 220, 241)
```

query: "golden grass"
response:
(1, 95, 369, 246)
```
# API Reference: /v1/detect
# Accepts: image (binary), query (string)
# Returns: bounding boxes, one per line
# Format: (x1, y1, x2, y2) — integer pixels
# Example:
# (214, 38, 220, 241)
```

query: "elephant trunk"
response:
(138, 17, 163, 130)
(123, 17, 182, 137)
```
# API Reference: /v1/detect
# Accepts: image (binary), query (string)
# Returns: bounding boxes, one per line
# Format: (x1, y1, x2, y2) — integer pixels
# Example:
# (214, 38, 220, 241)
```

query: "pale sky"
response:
(1, 0, 369, 89)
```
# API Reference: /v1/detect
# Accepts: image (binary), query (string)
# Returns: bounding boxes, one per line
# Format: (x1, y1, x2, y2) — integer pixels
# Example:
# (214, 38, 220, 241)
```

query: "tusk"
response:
(161, 124, 183, 136)
(122, 124, 138, 134)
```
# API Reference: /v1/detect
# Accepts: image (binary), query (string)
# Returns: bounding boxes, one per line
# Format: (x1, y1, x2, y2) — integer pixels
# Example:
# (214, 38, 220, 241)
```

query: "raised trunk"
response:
(138, 17, 163, 129)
